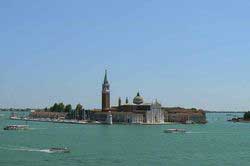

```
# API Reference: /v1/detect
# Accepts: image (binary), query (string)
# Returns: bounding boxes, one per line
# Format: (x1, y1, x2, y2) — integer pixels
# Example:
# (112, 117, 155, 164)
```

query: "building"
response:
(115, 95, 164, 124)
(102, 70, 110, 111)
(91, 70, 206, 124)
(98, 70, 164, 124)
(145, 100, 165, 124)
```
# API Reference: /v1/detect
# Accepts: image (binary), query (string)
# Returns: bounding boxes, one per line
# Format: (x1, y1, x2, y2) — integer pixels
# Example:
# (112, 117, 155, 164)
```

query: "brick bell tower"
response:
(102, 70, 110, 111)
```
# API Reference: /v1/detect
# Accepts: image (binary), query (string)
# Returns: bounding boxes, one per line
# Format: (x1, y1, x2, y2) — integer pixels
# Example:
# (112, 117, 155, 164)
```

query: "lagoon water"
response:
(0, 112, 250, 166)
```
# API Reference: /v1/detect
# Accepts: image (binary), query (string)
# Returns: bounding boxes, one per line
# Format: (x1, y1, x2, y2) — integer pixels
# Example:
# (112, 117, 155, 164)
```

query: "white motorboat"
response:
(164, 128, 186, 133)
(185, 120, 194, 124)
(49, 147, 70, 153)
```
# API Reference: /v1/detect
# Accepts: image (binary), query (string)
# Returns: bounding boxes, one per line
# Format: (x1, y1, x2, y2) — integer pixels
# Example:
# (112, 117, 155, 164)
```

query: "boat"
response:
(49, 147, 70, 153)
(185, 120, 194, 124)
(185, 115, 194, 124)
(164, 129, 186, 133)
(4, 125, 29, 130)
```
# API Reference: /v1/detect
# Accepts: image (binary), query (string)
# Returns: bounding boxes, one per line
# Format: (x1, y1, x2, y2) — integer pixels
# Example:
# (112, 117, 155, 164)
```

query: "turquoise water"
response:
(1, 112, 250, 166)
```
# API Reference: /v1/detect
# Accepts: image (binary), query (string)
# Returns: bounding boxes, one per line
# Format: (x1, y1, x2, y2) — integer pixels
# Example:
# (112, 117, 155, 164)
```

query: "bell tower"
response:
(102, 70, 110, 111)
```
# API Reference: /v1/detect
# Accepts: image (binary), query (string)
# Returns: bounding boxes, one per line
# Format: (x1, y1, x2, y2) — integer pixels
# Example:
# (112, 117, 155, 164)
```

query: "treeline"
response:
(45, 103, 71, 113)
(45, 103, 83, 113)
(44, 103, 85, 120)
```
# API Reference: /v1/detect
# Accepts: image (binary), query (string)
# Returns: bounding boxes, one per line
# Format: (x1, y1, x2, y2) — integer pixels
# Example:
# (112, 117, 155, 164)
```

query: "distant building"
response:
(98, 70, 164, 124)
(102, 70, 110, 111)
(90, 70, 206, 124)
(146, 100, 164, 124)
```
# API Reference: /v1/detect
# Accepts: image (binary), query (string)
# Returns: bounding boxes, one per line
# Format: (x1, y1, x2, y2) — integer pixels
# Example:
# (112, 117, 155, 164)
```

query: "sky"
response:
(1, 0, 250, 111)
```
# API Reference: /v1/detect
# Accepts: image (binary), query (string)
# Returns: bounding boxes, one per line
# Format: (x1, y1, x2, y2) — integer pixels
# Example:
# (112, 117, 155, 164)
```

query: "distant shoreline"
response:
(1, 110, 245, 114)
(228, 117, 250, 123)
(205, 111, 245, 113)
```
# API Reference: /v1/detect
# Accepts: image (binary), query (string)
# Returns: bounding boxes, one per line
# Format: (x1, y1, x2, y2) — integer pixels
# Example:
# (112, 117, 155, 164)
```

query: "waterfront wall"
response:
(163, 107, 206, 124)
(29, 111, 67, 119)
(89, 111, 144, 123)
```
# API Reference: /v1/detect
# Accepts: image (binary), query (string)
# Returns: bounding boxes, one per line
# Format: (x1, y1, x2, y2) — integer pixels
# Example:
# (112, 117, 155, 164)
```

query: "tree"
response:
(65, 104, 72, 113)
(76, 104, 83, 112)
(58, 102, 65, 112)
(75, 104, 83, 119)
(50, 103, 58, 112)
(49, 102, 65, 112)
(244, 111, 250, 120)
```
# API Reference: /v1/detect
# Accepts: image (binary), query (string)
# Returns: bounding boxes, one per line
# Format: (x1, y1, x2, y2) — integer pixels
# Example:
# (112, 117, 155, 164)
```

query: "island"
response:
(9, 70, 207, 125)
(228, 111, 249, 123)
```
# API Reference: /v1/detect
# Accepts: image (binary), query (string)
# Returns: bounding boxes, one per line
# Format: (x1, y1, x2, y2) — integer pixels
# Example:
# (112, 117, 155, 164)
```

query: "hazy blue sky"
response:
(1, 0, 250, 111)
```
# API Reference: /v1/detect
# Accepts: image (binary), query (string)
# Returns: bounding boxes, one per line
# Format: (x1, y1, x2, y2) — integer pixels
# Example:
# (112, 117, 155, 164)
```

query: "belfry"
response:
(102, 70, 110, 111)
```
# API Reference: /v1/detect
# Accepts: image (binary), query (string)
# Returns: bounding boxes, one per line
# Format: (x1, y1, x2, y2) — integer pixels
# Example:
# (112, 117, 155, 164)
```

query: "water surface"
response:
(0, 112, 249, 166)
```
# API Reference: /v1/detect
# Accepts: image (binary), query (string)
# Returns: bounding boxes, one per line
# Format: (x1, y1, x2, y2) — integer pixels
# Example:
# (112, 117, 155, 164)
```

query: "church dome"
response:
(133, 92, 144, 105)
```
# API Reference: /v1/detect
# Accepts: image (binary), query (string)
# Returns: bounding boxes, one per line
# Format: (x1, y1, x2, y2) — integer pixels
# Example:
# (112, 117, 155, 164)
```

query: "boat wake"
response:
(29, 127, 48, 130)
(0, 146, 54, 153)
(185, 131, 209, 134)
(185, 131, 240, 134)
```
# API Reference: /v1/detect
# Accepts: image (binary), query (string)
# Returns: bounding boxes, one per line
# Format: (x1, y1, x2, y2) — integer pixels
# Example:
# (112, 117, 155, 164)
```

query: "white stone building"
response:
(145, 100, 165, 124)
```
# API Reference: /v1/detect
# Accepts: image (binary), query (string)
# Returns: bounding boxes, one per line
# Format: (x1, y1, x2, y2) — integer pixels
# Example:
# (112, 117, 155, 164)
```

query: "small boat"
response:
(185, 115, 194, 124)
(91, 121, 101, 124)
(49, 147, 70, 153)
(185, 120, 194, 124)
(4, 125, 29, 130)
(164, 129, 186, 133)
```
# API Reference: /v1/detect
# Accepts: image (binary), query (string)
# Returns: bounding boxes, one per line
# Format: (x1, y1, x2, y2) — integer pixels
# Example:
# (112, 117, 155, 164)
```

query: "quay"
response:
(10, 117, 103, 125)
(10, 117, 173, 125)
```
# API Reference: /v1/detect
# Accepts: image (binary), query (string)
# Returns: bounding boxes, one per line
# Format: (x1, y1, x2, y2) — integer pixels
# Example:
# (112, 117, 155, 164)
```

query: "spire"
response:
(137, 91, 140, 96)
(104, 69, 108, 84)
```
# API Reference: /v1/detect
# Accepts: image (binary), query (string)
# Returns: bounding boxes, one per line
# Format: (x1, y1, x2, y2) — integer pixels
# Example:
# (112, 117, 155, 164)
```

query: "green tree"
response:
(49, 102, 65, 112)
(244, 111, 250, 120)
(50, 103, 58, 112)
(76, 104, 83, 112)
(65, 104, 72, 113)
(75, 104, 83, 119)
(58, 102, 65, 112)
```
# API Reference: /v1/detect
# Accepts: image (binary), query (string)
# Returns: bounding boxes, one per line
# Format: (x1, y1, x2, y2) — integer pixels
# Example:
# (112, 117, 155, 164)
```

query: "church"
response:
(90, 70, 165, 124)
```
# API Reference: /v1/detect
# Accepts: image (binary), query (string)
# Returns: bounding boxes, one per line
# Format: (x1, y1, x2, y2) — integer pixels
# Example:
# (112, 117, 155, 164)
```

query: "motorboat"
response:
(49, 147, 70, 153)
(185, 116, 194, 124)
(4, 125, 29, 130)
(164, 128, 186, 133)
(185, 120, 194, 124)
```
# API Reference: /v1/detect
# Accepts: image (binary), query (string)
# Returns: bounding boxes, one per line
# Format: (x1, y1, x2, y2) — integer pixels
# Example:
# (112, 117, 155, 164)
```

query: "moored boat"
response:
(185, 120, 194, 124)
(185, 115, 194, 124)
